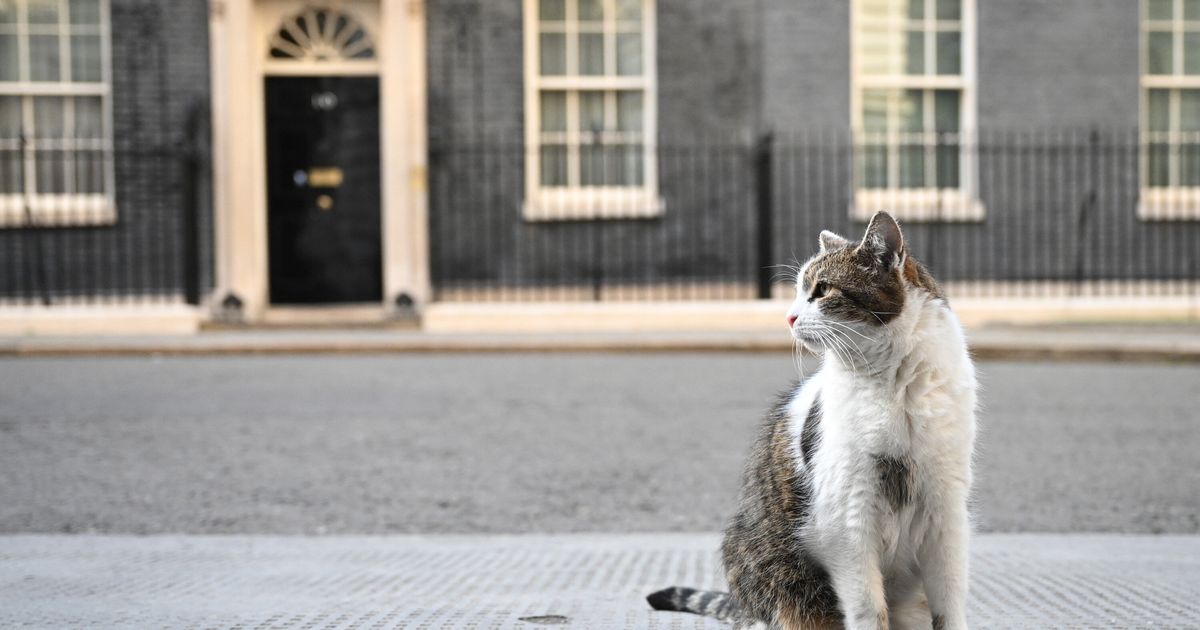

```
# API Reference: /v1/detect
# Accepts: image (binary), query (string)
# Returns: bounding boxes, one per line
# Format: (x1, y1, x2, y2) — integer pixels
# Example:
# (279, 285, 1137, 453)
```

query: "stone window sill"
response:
(523, 188, 664, 222)
(852, 188, 985, 222)
(0, 194, 117, 228)
(1138, 188, 1200, 220)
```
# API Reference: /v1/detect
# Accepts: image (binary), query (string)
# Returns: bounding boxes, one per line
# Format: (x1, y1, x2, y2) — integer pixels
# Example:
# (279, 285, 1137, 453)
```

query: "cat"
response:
(648, 211, 977, 630)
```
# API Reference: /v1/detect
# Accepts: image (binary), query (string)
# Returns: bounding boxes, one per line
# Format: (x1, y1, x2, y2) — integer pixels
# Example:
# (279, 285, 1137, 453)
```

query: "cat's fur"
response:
(648, 212, 977, 630)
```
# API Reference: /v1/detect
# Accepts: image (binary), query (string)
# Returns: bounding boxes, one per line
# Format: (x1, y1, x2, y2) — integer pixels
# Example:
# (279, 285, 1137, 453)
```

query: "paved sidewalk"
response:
(1, 534, 1198, 629)
(2, 323, 1200, 361)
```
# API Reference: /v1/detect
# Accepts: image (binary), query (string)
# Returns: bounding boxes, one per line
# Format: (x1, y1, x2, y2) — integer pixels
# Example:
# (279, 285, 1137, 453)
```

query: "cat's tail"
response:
(646, 586, 740, 620)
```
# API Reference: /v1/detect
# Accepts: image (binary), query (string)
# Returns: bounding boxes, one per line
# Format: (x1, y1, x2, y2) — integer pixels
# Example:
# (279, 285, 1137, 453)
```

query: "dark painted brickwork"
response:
(760, 0, 850, 131)
(0, 0, 211, 303)
(978, 0, 1138, 128)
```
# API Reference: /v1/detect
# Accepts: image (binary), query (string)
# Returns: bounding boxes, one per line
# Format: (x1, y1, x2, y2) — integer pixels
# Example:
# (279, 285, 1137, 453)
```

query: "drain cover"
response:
(518, 614, 570, 624)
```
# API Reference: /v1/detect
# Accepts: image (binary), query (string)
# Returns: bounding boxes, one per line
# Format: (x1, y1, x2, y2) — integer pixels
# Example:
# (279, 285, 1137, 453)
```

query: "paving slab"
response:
(1, 534, 1198, 629)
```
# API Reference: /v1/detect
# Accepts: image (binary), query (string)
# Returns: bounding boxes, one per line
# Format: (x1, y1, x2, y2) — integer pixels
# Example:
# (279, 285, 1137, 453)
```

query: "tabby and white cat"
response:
(649, 212, 977, 630)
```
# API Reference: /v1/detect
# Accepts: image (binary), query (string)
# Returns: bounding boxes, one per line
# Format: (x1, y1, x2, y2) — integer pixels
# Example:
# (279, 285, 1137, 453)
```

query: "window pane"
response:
(36, 153, 67, 193)
(1148, 89, 1170, 131)
(539, 0, 565, 21)
(540, 91, 567, 132)
(0, 34, 17, 81)
(936, 31, 961, 75)
(899, 89, 923, 132)
(1186, 33, 1200, 75)
(0, 96, 20, 138)
(74, 96, 103, 139)
(615, 144, 643, 186)
(34, 97, 65, 138)
(540, 144, 567, 186)
(858, 24, 894, 75)
(578, 0, 603, 21)
(71, 34, 103, 82)
(899, 144, 925, 188)
(863, 89, 888, 133)
(580, 144, 605, 186)
(579, 144, 641, 187)
(862, 145, 888, 188)
(579, 33, 604, 75)
(0, 95, 21, 192)
(1181, 144, 1200, 186)
(617, 0, 641, 22)
(1148, 0, 1173, 19)
(0, 1, 15, 23)
(0, 151, 19, 193)
(539, 32, 566, 75)
(69, 0, 102, 25)
(904, 30, 924, 75)
(1148, 31, 1174, 75)
(935, 0, 960, 20)
(28, 0, 60, 24)
(936, 144, 959, 188)
(1148, 143, 1170, 186)
(1187, 0, 1200, 19)
(75, 149, 104, 193)
(617, 33, 642, 76)
(578, 91, 605, 133)
(860, 0, 895, 21)
(934, 89, 960, 132)
(906, 0, 924, 19)
(1180, 89, 1200, 131)
(29, 35, 61, 81)
(616, 91, 642, 131)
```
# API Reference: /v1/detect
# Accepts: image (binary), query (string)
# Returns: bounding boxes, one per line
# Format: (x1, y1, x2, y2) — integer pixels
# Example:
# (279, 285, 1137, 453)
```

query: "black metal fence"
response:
(3, 129, 1199, 309)
(430, 130, 1200, 303)
(0, 140, 204, 306)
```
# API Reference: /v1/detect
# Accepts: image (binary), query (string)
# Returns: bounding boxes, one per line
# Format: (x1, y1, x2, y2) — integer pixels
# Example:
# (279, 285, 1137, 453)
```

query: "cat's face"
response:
(786, 212, 911, 354)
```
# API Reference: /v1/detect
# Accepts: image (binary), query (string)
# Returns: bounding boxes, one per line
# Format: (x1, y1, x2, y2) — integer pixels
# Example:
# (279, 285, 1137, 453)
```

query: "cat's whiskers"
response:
(812, 328, 852, 370)
(823, 319, 875, 343)
(811, 323, 872, 372)
(790, 335, 806, 380)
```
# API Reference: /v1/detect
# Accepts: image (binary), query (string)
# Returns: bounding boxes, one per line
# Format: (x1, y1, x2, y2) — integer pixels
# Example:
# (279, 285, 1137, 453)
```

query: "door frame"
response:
(208, 0, 429, 322)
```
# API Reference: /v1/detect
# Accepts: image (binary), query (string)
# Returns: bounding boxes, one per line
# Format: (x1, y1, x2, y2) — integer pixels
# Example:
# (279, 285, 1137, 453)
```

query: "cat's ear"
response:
(858, 211, 905, 269)
(818, 230, 849, 253)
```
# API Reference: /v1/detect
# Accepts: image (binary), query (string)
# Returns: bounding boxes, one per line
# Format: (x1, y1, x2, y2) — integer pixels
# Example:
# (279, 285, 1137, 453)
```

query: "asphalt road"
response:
(1, 354, 1196, 534)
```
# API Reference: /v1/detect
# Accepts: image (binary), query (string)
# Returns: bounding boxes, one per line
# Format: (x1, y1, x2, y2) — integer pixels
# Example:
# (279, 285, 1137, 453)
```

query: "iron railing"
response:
(430, 130, 1200, 303)
(0, 140, 204, 306)
(2, 129, 1198, 309)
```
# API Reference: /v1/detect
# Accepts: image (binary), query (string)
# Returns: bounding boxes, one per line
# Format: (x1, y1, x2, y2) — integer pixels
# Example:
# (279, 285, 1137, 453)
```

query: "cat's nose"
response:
(787, 315, 798, 328)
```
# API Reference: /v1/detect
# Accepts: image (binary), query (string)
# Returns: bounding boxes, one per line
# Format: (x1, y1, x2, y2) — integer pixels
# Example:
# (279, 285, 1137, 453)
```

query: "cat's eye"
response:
(809, 282, 829, 301)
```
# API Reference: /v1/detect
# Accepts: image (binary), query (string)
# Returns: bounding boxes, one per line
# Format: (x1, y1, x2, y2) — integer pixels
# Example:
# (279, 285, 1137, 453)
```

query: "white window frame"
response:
(1139, 0, 1200, 220)
(0, 0, 116, 228)
(849, 0, 982, 222)
(521, 0, 662, 221)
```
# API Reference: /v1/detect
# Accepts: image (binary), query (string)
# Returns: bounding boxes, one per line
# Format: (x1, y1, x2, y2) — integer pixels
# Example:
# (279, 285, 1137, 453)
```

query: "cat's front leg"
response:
(826, 543, 889, 630)
(918, 500, 970, 630)
(829, 562, 888, 629)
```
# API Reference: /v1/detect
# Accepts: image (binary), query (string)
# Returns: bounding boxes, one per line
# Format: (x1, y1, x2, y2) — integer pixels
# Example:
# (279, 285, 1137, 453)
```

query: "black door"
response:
(266, 76, 382, 304)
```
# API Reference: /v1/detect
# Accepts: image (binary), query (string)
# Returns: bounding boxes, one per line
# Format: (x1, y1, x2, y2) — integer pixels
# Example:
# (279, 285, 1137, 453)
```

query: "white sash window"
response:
(851, 0, 982, 221)
(0, 0, 114, 227)
(1140, 0, 1200, 219)
(523, 0, 661, 220)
